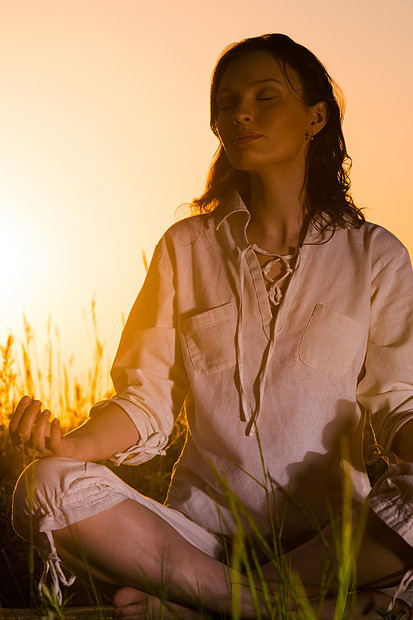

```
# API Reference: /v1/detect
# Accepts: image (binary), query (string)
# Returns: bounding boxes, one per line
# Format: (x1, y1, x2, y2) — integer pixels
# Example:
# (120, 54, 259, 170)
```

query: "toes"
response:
(312, 590, 411, 620)
(370, 591, 411, 619)
(112, 587, 165, 620)
(112, 586, 147, 608)
(391, 597, 412, 619)
(356, 591, 411, 619)
(113, 605, 144, 619)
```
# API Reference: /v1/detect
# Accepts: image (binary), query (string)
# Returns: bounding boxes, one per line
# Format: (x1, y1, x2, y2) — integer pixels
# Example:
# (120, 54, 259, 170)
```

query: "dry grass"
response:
(0, 311, 406, 618)
(0, 307, 186, 612)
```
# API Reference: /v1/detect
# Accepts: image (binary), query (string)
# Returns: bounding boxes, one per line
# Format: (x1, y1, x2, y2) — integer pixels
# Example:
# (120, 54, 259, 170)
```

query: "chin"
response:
(228, 155, 264, 173)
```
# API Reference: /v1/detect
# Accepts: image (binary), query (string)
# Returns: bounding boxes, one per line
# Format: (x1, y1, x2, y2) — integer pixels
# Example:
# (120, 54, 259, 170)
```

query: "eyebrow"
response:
(217, 78, 283, 93)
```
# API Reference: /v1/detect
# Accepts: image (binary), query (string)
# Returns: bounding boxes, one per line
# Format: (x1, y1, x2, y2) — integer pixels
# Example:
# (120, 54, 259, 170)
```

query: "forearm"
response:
(64, 402, 140, 462)
(391, 418, 413, 462)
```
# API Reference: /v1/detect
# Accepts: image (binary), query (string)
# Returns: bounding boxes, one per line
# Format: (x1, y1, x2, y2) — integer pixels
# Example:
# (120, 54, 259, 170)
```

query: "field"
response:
(0, 309, 187, 613)
(0, 312, 406, 619)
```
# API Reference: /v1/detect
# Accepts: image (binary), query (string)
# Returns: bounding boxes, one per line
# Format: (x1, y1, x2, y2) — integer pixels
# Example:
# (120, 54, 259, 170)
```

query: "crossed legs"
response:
(13, 457, 413, 619)
(51, 498, 412, 619)
(52, 498, 246, 618)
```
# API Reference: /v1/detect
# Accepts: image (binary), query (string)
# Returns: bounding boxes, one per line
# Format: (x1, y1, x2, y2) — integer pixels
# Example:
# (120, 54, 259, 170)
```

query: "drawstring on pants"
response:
(387, 569, 413, 612)
(38, 531, 76, 605)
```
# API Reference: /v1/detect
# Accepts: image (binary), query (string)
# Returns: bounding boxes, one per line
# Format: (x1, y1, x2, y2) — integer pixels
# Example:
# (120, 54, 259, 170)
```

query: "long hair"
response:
(192, 34, 364, 229)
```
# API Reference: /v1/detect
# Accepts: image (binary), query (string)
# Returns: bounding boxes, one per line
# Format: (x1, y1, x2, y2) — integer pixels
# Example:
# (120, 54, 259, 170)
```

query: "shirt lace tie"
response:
(236, 245, 300, 436)
(251, 244, 296, 310)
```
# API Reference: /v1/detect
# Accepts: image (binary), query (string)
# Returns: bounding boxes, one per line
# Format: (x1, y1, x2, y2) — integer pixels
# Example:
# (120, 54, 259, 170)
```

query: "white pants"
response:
(12, 457, 225, 603)
(12, 457, 413, 605)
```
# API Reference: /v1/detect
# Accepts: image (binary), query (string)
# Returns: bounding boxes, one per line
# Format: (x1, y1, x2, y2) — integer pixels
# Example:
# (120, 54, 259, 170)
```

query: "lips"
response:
(232, 130, 263, 145)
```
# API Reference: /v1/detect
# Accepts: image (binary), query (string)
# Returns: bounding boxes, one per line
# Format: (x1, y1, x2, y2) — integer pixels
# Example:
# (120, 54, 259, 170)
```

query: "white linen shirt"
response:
(91, 194, 413, 543)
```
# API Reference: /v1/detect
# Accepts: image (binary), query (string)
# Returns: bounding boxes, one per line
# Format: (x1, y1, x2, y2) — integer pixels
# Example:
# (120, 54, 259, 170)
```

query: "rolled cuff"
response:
(110, 431, 168, 465)
(90, 398, 169, 466)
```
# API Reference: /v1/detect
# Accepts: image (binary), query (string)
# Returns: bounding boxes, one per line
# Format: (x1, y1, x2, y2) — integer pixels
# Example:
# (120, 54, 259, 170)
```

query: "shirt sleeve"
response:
(357, 246, 413, 453)
(90, 237, 189, 465)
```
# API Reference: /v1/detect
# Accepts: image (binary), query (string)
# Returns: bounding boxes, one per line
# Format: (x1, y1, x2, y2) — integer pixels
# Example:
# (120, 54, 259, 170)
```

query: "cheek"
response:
(262, 104, 309, 134)
(265, 111, 299, 135)
(216, 116, 230, 142)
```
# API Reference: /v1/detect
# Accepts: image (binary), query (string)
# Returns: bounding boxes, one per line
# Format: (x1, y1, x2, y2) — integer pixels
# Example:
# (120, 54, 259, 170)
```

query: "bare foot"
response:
(312, 590, 411, 619)
(112, 586, 411, 619)
(112, 586, 208, 619)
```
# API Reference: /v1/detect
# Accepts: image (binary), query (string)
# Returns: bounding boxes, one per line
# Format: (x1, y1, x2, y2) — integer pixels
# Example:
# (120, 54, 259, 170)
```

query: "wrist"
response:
(62, 432, 94, 462)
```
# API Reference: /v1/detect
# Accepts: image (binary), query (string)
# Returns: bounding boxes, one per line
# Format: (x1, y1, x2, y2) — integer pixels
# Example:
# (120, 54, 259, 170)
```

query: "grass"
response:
(0, 307, 187, 613)
(0, 311, 408, 618)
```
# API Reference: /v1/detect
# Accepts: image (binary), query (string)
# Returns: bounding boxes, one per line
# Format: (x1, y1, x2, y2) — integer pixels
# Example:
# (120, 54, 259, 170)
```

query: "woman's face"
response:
(216, 51, 321, 175)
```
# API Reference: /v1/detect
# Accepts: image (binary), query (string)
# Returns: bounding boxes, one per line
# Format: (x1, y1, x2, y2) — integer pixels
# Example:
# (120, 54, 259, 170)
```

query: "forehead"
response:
(218, 51, 288, 90)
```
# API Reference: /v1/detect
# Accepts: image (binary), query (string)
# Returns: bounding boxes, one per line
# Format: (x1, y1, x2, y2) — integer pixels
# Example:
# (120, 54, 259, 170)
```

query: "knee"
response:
(12, 456, 86, 542)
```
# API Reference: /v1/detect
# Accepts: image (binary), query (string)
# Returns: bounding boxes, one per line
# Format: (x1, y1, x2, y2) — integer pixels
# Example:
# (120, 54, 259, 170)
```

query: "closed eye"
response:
(217, 97, 237, 110)
(256, 89, 279, 101)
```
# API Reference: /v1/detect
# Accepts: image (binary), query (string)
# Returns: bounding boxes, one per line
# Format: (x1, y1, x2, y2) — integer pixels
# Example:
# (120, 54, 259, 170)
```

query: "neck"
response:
(246, 166, 307, 254)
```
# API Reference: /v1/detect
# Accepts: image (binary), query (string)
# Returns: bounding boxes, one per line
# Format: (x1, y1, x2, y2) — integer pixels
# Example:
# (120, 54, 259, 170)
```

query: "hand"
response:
(9, 396, 75, 459)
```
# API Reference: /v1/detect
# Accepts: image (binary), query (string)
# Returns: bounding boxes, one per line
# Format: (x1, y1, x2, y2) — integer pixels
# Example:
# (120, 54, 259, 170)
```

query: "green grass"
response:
(0, 313, 408, 618)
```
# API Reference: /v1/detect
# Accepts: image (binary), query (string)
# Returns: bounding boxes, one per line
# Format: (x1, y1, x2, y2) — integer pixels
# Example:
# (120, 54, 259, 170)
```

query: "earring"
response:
(305, 132, 314, 141)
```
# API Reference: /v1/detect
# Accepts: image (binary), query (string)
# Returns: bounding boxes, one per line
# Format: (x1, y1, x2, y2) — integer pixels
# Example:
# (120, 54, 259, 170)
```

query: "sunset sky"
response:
(1, 0, 412, 382)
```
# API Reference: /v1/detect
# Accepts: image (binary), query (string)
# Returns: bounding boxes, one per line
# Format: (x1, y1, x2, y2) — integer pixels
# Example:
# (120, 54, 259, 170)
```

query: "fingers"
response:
(31, 409, 52, 455)
(9, 395, 62, 458)
(9, 395, 33, 436)
(9, 396, 42, 449)
(49, 418, 63, 453)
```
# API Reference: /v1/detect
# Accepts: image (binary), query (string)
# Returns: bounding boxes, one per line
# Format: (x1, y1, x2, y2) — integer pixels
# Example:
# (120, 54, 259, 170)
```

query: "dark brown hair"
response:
(192, 33, 364, 229)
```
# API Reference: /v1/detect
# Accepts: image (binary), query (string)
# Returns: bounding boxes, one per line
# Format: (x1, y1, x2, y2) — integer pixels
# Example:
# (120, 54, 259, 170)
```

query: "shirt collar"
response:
(214, 191, 332, 247)
(214, 192, 250, 231)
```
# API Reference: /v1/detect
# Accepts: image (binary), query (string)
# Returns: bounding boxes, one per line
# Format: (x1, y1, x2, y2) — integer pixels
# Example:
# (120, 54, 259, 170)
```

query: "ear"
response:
(309, 101, 328, 136)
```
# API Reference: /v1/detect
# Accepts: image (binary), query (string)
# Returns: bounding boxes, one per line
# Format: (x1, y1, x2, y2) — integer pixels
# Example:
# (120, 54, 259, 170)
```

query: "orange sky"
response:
(1, 0, 412, 380)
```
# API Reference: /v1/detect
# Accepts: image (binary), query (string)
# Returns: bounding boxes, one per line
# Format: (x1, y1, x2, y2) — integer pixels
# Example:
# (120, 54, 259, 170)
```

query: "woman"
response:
(10, 34, 413, 619)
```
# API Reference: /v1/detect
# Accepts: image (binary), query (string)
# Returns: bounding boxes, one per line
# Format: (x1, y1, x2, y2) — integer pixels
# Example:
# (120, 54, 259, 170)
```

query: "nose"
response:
(233, 100, 253, 124)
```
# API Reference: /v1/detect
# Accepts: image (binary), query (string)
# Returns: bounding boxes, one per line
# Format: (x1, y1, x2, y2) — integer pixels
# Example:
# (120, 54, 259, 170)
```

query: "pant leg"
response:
(368, 461, 413, 607)
(368, 461, 413, 548)
(12, 456, 224, 603)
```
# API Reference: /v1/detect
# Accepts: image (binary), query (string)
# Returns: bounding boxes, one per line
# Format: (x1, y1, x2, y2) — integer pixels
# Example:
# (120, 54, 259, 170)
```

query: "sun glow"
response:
(0, 192, 46, 333)
(0, 0, 412, 378)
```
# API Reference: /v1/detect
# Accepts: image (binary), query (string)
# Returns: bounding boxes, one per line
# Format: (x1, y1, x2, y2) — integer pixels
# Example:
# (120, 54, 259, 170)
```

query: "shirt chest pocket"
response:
(299, 304, 367, 377)
(182, 302, 236, 374)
